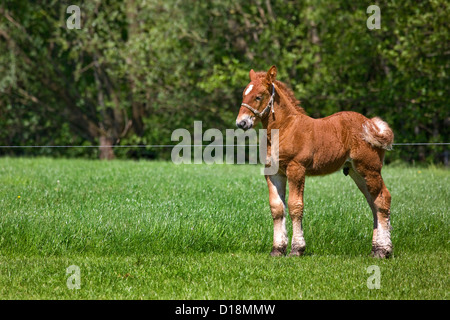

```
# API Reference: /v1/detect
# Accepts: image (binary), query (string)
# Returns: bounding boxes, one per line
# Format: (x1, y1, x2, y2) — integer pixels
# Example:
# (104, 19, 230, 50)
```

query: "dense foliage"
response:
(1, 0, 448, 163)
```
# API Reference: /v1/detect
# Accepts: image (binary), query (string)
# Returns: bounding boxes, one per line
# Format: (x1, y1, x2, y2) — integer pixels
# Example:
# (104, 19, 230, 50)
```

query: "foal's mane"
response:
(254, 71, 306, 115)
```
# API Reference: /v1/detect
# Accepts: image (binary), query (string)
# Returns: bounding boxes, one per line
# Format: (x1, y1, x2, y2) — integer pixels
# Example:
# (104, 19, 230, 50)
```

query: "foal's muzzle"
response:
(236, 118, 253, 130)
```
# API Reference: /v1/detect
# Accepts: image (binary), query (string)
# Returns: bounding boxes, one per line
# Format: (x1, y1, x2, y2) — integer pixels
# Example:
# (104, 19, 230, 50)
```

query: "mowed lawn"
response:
(0, 158, 448, 299)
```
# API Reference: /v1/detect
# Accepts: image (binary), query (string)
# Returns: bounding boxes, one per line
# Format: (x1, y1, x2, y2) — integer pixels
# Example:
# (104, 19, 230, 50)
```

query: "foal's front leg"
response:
(266, 174, 288, 256)
(287, 165, 306, 256)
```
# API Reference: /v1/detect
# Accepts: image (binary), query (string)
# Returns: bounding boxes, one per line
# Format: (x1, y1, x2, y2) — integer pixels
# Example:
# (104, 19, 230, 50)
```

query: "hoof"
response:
(371, 246, 392, 259)
(289, 250, 305, 257)
(270, 247, 286, 257)
(289, 245, 305, 257)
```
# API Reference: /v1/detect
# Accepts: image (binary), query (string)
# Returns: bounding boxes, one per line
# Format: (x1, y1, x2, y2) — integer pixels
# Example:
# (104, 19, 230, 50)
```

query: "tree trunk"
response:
(126, 0, 145, 137)
(99, 135, 115, 160)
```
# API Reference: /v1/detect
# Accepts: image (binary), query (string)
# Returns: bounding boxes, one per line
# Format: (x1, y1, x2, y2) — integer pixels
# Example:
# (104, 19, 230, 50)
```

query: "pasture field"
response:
(0, 158, 448, 299)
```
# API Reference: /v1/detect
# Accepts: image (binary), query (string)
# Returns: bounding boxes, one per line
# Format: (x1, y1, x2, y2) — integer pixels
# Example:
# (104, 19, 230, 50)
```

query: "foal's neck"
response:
(262, 85, 306, 131)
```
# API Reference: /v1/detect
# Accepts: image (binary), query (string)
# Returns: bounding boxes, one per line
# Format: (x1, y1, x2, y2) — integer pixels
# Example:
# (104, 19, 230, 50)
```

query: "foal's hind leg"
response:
(349, 161, 392, 258)
(348, 167, 377, 234)
(368, 175, 392, 258)
(266, 174, 288, 256)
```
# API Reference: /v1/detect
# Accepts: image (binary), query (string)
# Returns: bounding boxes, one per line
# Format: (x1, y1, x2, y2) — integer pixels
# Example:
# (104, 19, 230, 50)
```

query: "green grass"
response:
(0, 158, 448, 299)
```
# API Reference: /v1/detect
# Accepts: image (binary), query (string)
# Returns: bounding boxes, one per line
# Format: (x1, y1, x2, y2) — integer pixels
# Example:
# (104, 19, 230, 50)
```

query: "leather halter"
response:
(241, 83, 275, 119)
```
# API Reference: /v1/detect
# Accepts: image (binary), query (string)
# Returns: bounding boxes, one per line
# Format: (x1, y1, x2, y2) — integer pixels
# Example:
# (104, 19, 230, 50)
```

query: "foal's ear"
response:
(266, 65, 277, 83)
(249, 69, 257, 81)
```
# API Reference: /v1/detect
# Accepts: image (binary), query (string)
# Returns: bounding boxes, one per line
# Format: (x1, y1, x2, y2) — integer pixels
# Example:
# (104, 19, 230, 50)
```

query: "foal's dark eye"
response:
(255, 96, 262, 101)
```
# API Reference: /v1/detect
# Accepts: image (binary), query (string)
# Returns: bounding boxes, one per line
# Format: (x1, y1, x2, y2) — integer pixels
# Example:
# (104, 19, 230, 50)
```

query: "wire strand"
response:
(0, 143, 449, 148)
(0, 145, 258, 148)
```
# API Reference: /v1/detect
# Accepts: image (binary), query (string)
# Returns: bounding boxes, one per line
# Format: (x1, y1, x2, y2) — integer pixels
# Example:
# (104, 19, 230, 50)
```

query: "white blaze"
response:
(244, 84, 253, 96)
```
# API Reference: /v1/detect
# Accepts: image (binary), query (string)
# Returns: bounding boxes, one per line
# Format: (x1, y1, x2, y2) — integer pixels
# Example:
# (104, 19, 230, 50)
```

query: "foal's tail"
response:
(362, 117, 394, 150)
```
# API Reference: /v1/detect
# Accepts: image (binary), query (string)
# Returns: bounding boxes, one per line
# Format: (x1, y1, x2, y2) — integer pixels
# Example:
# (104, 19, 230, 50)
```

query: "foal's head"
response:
(236, 65, 278, 130)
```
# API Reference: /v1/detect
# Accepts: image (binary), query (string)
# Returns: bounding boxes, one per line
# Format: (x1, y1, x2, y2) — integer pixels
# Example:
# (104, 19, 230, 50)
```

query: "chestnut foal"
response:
(236, 66, 394, 258)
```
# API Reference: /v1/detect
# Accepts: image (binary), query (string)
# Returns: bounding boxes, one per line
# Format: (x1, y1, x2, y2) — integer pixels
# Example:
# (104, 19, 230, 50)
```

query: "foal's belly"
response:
(304, 151, 349, 176)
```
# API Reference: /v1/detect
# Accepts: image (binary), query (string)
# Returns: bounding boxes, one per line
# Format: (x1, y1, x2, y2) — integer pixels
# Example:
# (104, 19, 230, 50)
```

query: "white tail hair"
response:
(362, 117, 394, 150)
